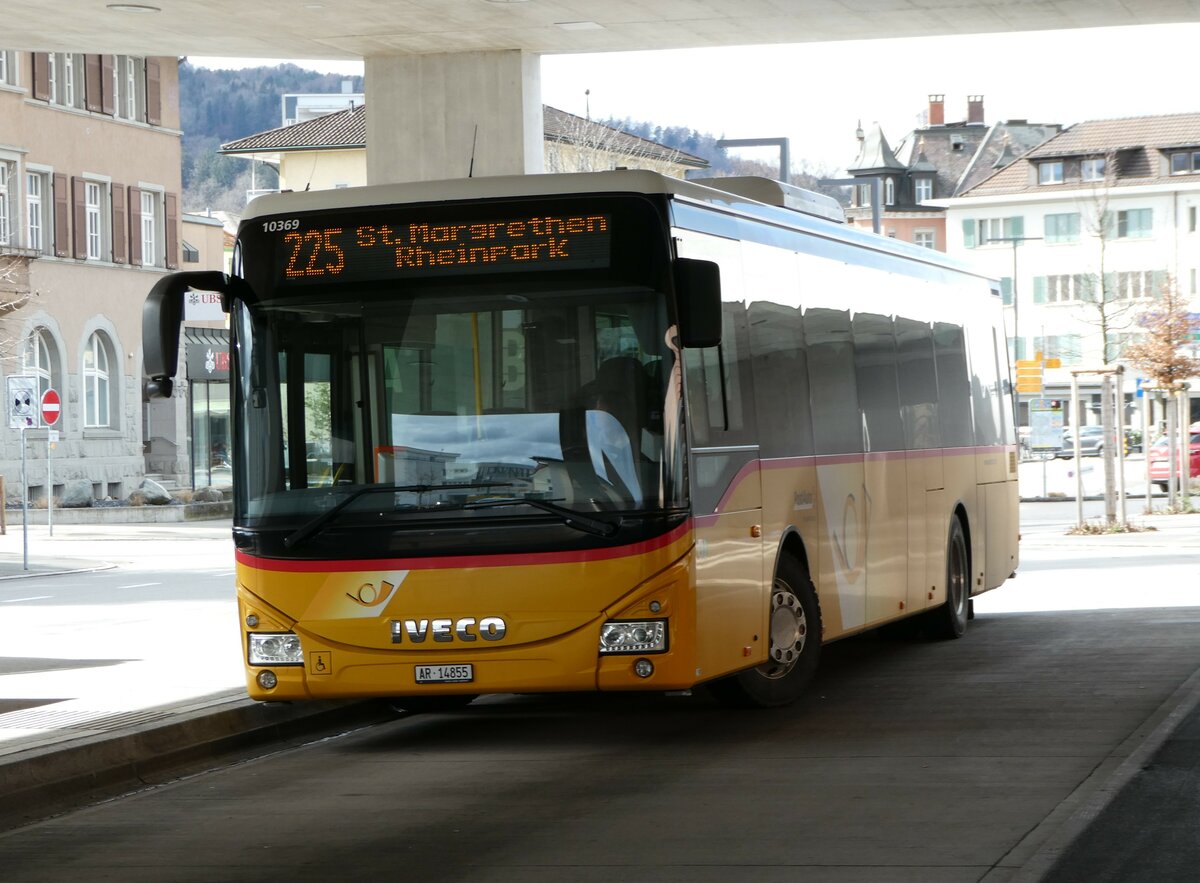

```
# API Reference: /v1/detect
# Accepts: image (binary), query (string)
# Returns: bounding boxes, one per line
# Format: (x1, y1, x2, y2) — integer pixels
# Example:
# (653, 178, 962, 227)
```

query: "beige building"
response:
(1, 50, 215, 503)
(220, 104, 707, 195)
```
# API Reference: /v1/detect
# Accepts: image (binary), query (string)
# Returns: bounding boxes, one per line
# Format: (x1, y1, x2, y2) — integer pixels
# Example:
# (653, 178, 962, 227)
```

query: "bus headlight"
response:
(248, 632, 304, 666)
(599, 620, 667, 654)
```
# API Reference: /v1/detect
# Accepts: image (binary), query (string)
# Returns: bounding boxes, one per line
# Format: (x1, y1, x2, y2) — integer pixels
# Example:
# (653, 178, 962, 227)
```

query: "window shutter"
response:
(72, 176, 87, 259)
(100, 55, 115, 115)
(1032, 276, 1046, 305)
(53, 173, 69, 257)
(145, 59, 161, 125)
(962, 219, 976, 249)
(128, 186, 142, 265)
(111, 183, 126, 264)
(85, 54, 102, 112)
(165, 192, 179, 269)
(32, 53, 50, 101)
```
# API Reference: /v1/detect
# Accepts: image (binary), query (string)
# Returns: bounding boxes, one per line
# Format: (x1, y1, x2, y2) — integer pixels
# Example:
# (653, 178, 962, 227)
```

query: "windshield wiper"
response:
(283, 481, 514, 550)
(456, 498, 621, 538)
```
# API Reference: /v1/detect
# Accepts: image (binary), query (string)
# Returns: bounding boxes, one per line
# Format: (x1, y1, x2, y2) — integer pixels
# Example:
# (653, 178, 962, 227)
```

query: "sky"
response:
(192, 22, 1200, 174)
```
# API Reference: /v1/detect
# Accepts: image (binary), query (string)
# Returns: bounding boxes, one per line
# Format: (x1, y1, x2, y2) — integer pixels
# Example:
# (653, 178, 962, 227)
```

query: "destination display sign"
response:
(269, 212, 613, 283)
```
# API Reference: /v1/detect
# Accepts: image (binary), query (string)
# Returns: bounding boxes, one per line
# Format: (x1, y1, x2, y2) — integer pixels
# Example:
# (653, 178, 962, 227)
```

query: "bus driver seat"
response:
(583, 357, 649, 504)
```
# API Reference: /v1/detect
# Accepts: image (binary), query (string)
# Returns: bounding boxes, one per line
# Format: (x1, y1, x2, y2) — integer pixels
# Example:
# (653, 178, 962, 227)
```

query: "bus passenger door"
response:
(684, 304, 767, 681)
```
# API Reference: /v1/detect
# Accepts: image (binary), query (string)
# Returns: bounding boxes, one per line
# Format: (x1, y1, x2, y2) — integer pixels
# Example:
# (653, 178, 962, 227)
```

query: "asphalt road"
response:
(2, 512, 1200, 881)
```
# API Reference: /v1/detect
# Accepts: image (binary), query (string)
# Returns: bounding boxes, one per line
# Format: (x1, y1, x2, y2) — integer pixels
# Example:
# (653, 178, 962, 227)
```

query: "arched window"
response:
(23, 327, 60, 401)
(885, 177, 895, 206)
(83, 331, 113, 427)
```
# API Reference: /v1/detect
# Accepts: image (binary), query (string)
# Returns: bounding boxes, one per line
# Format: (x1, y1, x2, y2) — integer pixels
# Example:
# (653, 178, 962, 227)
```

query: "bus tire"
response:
(708, 556, 822, 708)
(927, 516, 969, 640)
(388, 694, 477, 714)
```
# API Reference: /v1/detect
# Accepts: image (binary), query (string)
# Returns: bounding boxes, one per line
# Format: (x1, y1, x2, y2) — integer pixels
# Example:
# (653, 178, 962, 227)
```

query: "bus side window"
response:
(748, 301, 813, 458)
(804, 307, 860, 455)
(933, 322, 973, 449)
(683, 302, 754, 446)
(895, 317, 942, 451)
(852, 312, 904, 454)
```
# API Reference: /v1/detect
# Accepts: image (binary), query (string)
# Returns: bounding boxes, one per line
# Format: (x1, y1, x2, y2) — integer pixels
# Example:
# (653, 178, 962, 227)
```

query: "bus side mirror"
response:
(675, 258, 722, 348)
(143, 271, 240, 398)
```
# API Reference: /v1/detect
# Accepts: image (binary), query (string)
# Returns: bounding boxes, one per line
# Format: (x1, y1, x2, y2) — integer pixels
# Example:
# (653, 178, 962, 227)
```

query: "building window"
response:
(1000, 276, 1013, 306)
(85, 181, 103, 259)
(914, 229, 936, 249)
(1191, 206, 1197, 233)
(1033, 274, 1097, 304)
(1034, 334, 1082, 366)
(1108, 270, 1159, 301)
(0, 50, 14, 86)
(884, 178, 895, 205)
(964, 216, 1024, 247)
(26, 170, 51, 253)
(1116, 208, 1152, 239)
(182, 240, 199, 263)
(1044, 212, 1080, 244)
(83, 331, 113, 427)
(1038, 161, 1064, 185)
(141, 189, 157, 266)
(914, 177, 933, 204)
(1081, 158, 1106, 181)
(23, 328, 60, 401)
(63, 53, 75, 107)
(1105, 332, 1140, 362)
(0, 161, 11, 245)
(1170, 151, 1200, 175)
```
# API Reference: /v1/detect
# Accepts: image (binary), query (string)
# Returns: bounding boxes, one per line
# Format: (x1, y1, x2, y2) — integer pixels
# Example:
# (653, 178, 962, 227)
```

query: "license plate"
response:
(414, 663, 474, 684)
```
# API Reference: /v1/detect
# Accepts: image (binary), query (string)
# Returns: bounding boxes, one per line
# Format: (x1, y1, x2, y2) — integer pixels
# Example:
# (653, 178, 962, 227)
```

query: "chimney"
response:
(928, 94, 945, 126)
(968, 95, 984, 125)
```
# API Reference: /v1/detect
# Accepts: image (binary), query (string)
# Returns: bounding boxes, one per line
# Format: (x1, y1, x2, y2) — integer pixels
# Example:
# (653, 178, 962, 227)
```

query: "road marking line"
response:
(119, 582, 162, 589)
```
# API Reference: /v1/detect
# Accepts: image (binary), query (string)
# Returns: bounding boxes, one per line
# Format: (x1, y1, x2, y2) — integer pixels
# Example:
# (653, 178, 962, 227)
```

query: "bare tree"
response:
(0, 253, 34, 360)
(1074, 150, 1143, 365)
(543, 112, 691, 177)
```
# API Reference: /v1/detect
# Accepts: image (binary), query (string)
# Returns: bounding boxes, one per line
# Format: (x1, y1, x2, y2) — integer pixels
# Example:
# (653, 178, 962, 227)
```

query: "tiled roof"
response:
(960, 112, 1200, 197)
(221, 104, 366, 152)
(221, 104, 707, 168)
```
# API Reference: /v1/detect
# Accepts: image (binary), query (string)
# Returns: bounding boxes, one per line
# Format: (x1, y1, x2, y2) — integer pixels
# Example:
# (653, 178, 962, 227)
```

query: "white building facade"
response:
(944, 113, 1200, 429)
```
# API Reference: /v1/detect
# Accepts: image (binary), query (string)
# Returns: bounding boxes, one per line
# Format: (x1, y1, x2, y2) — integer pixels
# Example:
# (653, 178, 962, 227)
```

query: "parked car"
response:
(1058, 425, 1107, 457)
(1147, 423, 1200, 493)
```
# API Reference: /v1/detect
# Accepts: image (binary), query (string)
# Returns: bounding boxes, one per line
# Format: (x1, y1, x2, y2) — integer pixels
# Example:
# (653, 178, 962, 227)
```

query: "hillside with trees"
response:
(179, 61, 844, 211)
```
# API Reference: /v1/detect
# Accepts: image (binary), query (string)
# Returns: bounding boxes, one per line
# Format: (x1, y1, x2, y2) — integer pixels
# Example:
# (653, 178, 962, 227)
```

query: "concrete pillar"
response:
(365, 51, 544, 184)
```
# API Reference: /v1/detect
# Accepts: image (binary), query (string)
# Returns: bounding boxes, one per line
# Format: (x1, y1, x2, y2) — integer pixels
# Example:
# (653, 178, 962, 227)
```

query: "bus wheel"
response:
(708, 557, 822, 708)
(926, 517, 969, 640)
(388, 694, 477, 714)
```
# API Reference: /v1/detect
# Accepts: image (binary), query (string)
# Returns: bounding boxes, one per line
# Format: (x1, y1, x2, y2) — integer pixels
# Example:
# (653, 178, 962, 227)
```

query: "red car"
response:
(1148, 423, 1200, 493)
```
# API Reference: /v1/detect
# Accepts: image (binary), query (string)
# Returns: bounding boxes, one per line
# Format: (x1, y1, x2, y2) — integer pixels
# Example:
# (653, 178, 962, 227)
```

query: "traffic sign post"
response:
(42, 388, 60, 537)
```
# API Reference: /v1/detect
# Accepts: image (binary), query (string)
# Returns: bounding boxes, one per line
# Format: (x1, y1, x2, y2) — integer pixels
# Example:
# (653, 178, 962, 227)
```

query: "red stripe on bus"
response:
(236, 520, 694, 573)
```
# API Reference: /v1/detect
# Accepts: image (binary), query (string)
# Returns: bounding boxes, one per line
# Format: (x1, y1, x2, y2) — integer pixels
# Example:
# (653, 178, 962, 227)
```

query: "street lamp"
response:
(992, 235, 1042, 364)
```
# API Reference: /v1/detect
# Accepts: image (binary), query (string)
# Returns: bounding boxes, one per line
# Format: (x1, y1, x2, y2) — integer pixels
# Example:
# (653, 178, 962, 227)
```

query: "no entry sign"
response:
(41, 388, 61, 426)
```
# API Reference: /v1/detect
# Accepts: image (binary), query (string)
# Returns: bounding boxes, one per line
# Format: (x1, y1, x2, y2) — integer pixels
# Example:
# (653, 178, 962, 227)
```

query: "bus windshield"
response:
(232, 282, 682, 533)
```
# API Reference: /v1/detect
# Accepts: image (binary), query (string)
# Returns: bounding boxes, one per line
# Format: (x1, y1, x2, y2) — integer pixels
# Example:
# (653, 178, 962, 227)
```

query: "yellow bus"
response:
(144, 171, 1019, 709)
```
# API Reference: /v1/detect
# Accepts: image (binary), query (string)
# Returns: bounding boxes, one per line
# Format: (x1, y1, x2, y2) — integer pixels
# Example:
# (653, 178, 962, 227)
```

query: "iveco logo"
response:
(390, 617, 507, 644)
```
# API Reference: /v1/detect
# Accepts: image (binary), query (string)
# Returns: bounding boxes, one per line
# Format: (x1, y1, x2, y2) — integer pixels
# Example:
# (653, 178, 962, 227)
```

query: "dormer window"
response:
(1081, 157, 1106, 182)
(885, 177, 895, 205)
(914, 176, 933, 205)
(1038, 161, 1064, 185)
(1170, 150, 1200, 175)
